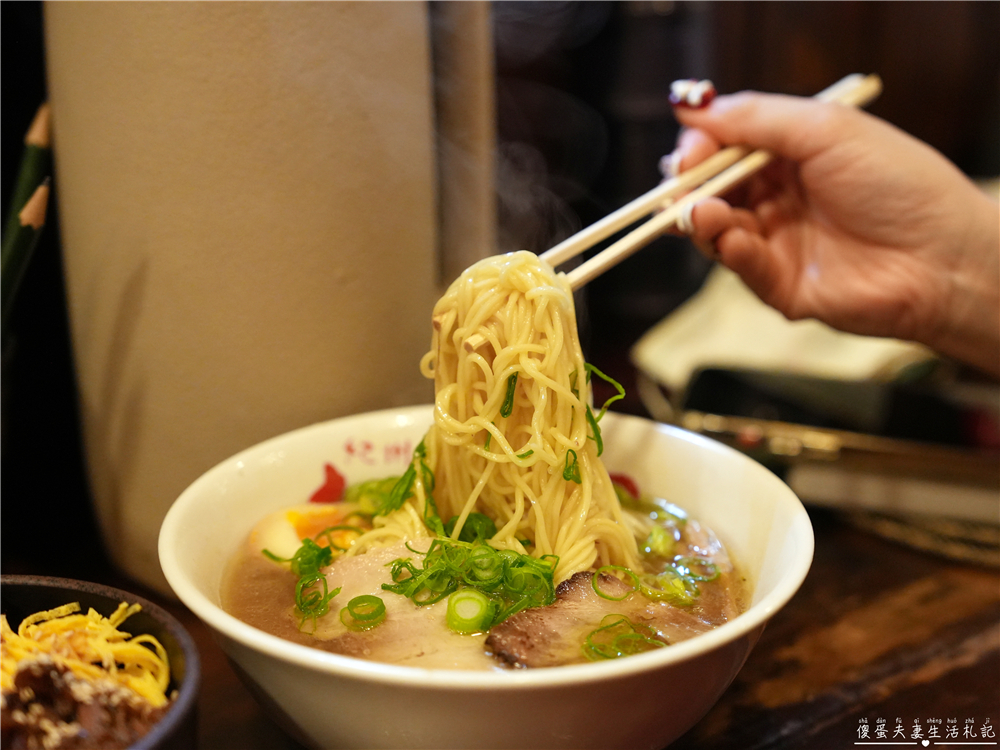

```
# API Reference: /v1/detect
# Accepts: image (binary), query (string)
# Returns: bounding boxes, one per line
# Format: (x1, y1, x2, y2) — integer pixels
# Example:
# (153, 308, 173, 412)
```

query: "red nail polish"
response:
(670, 79, 717, 109)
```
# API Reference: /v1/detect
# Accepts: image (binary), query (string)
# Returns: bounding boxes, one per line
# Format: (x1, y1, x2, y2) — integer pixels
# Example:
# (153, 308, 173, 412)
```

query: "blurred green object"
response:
(1, 103, 51, 337)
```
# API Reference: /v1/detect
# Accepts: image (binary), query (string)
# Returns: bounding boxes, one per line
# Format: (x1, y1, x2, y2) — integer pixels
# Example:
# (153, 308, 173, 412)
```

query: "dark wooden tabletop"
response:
(4, 505, 997, 750)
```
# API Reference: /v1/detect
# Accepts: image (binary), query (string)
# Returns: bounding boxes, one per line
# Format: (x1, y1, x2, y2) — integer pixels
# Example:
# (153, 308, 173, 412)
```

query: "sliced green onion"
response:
(340, 595, 386, 631)
(264, 538, 333, 577)
(381, 440, 430, 516)
(592, 565, 639, 601)
(447, 589, 497, 634)
(582, 614, 665, 661)
(314, 524, 365, 551)
(672, 556, 719, 582)
(563, 450, 581, 483)
(516, 449, 534, 459)
(263, 538, 343, 631)
(646, 568, 696, 606)
(643, 525, 675, 558)
(344, 477, 399, 515)
(593, 564, 696, 607)
(262, 548, 289, 563)
(585, 406, 604, 456)
(382, 538, 557, 627)
(445, 512, 498, 544)
(296, 574, 341, 631)
(584, 363, 625, 422)
(385, 462, 416, 515)
(500, 372, 517, 417)
(501, 373, 518, 418)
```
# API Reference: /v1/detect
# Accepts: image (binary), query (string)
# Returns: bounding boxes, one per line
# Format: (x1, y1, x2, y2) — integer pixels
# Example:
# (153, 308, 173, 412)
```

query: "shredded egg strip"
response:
(0, 602, 171, 707)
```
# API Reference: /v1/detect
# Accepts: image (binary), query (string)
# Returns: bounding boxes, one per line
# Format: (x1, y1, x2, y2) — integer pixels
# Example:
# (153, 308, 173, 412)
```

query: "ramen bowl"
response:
(159, 406, 813, 750)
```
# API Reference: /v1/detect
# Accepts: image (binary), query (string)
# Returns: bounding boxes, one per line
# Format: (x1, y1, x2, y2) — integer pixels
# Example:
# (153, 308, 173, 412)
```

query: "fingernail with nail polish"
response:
(659, 151, 682, 179)
(670, 79, 717, 109)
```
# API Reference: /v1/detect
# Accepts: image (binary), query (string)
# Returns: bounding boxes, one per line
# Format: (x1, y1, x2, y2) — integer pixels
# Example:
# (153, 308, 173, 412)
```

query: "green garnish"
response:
(563, 449, 581, 483)
(579, 364, 625, 457)
(340, 595, 387, 631)
(296, 574, 341, 630)
(263, 538, 343, 630)
(516, 449, 534, 459)
(583, 614, 666, 660)
(592, 562, 705, 607)
(591, 565, 638, 602)
(344, 477, 399, 515)
(314, 524, 365, 552)
(382, 440, 430, 516)
(484, 428, 492, 451)
(382, 539, 557, 627)
(500, 373, 518, 418)
(643, 525, 676, 558)
(263, 537, 332, 576)
(385, 462, 417, 515)
(584, 363, 625, 422)
(672, 556, 719, 582)
(380, 440, 443, 535)
(446, 588, 497, 634)
(651, 567, 699, 603)
(444, 512, 497, 543)
(585, 406, 604, 456)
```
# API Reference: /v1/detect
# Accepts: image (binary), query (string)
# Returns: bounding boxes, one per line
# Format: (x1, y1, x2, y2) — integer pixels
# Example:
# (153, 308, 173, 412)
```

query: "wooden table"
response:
(5, 506, 997, 750)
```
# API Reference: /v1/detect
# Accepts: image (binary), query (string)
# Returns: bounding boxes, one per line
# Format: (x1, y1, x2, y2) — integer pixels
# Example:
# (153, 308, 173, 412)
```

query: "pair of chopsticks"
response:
(540, 73, 883, 290)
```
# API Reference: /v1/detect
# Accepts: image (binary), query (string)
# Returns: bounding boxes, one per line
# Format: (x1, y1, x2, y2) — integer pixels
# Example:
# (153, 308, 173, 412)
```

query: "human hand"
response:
(669, 90, 999, 375)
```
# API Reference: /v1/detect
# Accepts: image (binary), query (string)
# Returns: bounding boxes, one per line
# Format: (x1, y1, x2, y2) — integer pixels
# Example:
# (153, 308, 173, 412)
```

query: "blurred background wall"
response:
(3, 0, 997, 584)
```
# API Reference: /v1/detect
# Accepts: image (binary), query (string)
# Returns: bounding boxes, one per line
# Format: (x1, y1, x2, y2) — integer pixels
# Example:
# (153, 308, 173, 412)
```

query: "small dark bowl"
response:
(1, 575, 200, 750)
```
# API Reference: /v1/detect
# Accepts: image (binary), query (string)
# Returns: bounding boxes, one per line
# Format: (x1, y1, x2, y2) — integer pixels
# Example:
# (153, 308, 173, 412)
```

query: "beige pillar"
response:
(45, 1, 445, 592)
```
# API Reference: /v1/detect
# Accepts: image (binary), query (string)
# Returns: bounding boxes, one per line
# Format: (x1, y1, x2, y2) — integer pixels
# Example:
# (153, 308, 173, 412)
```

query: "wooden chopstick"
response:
(541, 73, 883, 290)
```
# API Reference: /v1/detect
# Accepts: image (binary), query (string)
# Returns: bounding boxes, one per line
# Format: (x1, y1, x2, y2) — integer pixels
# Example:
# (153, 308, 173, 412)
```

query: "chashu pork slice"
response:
(312, 541, 503, 670)
(486, 570, 734, 668)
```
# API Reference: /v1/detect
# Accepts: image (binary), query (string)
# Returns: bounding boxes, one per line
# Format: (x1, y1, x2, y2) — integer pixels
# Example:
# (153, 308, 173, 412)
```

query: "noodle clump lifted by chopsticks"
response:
(351, 251, 642, 581)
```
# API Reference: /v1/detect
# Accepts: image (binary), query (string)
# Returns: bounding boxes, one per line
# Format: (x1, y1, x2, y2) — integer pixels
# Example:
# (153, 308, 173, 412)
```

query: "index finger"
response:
(663, 127, 724, 177)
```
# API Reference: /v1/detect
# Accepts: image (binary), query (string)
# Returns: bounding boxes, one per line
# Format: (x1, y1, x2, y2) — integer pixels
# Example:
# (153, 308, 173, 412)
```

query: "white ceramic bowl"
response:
(159, 406, 813, 750)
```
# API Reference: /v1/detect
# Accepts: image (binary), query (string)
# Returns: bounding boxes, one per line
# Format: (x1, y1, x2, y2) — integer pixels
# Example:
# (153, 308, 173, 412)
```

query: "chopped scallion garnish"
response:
(296, 574, 341, 631)
(501, 373, 518, 418)
(585, 406, 604, 456)
(340, 595, 386, 631)
(643, 525, 675, 558)
(382, 538, 557, 627)
(584, 363, 625, 421)
(592, 563, 701, 607)
(263, 538, 342, 630)
(582, 614, 665, 660)
(563, 449, 581, 483)
(446, 588, 497, 634)
(444, 512, 497, 543)
(314, 524, 365, 552)
(672, 556, 719, 582)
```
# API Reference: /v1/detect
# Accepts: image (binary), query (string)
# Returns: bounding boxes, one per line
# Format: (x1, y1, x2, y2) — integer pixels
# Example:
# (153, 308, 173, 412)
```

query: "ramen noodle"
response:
(223, 252, 745, 668)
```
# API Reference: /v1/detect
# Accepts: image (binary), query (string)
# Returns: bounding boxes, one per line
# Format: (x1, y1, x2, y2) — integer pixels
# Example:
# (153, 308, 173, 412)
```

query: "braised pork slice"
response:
(313, 542, 502, 670)
(486, 570, 733, 668)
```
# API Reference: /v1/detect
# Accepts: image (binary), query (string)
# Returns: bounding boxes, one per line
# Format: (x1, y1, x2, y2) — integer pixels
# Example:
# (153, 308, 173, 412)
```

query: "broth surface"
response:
(221, 497, 747, 670)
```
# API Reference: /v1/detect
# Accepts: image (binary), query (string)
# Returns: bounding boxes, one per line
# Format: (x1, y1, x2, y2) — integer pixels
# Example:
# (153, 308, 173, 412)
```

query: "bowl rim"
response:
(159, 406, 813, 689)
(0, 574, 201, 750)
